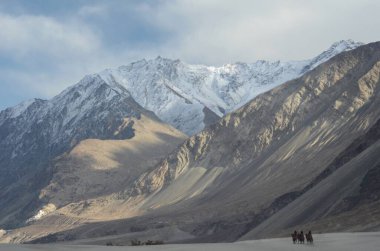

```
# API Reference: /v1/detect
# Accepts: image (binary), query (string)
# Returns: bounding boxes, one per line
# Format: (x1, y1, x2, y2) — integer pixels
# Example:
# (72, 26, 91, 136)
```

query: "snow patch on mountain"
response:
(26, 204, 56, 223)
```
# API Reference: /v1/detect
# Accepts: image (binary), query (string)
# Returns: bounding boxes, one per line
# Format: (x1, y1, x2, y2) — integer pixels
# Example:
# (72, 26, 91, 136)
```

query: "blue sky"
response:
(0, 0, 379, 110)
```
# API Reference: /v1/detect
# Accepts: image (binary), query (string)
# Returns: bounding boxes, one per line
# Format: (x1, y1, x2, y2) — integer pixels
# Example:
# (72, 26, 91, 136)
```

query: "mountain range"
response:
(1, 40, 379, 244)
(98, 39, 363, 135)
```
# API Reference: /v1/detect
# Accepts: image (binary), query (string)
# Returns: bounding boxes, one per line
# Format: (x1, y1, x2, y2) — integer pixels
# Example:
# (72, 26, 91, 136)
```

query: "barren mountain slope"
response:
(0, 115, 186, 244)
(40, 114, 186, 210)
(241, 117, 380, 239)
(0, 74, 186, 229)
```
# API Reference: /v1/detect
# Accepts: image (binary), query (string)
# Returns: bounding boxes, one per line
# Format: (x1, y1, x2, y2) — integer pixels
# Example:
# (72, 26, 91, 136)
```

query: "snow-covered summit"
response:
(97, 40, 363, 135)
(331, 39, 364, 51)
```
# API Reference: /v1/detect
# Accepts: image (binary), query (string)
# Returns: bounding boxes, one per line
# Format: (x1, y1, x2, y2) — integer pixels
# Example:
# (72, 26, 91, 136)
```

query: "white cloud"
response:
(0, 14, 100, 59)
(0, 13, 115, 98)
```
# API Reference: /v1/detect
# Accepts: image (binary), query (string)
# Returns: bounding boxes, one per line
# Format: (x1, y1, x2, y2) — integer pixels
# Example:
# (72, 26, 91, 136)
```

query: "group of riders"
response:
(291, 230, 313, 244)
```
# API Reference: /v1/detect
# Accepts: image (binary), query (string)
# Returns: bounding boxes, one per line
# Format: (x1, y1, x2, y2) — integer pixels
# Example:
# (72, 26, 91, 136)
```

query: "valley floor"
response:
(0, 232, 379, 251)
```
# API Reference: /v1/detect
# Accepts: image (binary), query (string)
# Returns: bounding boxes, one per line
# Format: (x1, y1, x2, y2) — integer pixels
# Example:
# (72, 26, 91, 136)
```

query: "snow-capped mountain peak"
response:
(95, 40, 364, 135)
(301, 39, 364, 73)
(0, 74, 148, 169)
(329, 39, 364, 51)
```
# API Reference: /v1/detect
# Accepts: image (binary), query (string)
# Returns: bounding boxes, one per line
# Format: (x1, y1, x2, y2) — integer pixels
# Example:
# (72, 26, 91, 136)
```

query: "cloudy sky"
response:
(0, 0, 379, 110)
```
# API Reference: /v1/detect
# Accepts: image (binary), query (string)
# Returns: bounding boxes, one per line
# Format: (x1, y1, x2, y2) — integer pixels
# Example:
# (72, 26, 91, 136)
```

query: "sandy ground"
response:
(0, 232, 379, 251)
